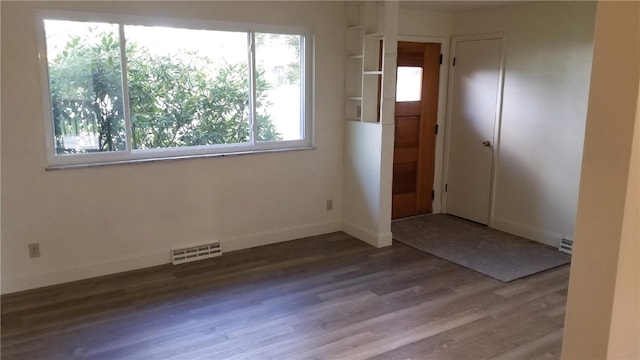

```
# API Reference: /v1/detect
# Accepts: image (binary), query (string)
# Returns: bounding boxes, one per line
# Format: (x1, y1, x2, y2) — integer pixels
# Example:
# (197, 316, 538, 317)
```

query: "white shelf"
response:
(344, 1, 382, 123)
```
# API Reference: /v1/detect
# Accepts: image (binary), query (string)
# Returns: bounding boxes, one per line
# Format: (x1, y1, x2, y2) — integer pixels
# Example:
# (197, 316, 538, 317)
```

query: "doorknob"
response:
(482, 141, 491, 147)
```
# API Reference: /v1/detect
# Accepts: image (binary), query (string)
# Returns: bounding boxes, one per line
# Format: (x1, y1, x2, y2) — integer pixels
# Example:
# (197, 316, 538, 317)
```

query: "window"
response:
(395, 66, 422, 102)
(37, 11, 312, 167)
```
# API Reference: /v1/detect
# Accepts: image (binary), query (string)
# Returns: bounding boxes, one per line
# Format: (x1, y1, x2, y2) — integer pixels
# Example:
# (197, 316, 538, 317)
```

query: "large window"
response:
(37, 11, 312, 167)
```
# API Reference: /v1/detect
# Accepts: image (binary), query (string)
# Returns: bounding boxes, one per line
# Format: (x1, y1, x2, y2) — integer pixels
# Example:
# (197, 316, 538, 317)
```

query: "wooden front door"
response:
(392, 41, 441, 219)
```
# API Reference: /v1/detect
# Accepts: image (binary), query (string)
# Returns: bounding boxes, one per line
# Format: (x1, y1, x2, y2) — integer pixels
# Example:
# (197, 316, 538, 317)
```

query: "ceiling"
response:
(398, 1, 532, 13)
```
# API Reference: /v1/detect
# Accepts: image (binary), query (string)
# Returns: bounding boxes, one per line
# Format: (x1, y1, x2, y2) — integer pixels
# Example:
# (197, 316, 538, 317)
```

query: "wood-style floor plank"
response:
(1, 232, 570, 359)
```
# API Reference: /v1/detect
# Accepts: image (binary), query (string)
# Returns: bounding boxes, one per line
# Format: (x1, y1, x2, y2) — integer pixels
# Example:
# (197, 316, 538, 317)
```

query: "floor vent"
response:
(172, 242, 221, 265)
(558, 238, 573, 255)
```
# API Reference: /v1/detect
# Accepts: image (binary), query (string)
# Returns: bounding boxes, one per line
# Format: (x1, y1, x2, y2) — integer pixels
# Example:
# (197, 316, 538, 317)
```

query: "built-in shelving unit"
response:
(345, 2, 384, 123)
(342, 1, 398, 249)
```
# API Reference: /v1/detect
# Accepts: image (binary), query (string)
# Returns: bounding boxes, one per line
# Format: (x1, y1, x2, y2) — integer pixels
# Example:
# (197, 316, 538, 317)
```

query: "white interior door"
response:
(446, 37, 503, 225)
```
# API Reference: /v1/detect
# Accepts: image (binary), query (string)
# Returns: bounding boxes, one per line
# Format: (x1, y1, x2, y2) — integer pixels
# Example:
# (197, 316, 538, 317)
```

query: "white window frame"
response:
(35, 10, 314, 168)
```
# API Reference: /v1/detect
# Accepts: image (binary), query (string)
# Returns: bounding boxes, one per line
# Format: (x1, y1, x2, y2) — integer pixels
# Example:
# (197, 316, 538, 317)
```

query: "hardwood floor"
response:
(1, 232, 569, 360)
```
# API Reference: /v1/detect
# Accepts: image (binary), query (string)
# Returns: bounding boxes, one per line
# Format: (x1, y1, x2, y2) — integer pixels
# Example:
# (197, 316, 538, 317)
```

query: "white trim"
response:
(46, 146, 316, 171)
(342, 220, 393, 248)
(119, 23, 134, 153)
(220, 220, 341, 253)
(45, 140, 313, 168)
(34, 15, 57, 166)
(33, 9, 314, 168)
(491, 216, 562, 248)
(1, 220, 341, 294)
(489, 34, 507, 228)
(442, 32, 506, 224)
(397, 34, 450, 214)
(302, 33, 313, 142)
(248, 31, 258, 146)
(2, 249, 169, 295)
(34, 9, 311, 35)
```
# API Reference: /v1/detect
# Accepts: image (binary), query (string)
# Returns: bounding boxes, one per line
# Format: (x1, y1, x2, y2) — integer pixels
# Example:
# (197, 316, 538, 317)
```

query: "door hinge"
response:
(445, 184, 448, 192)
(453, 57, 456, 66)
(431, 190, 435, 200)
(439, 53, 443, 65)
(435, 124, 439, 134)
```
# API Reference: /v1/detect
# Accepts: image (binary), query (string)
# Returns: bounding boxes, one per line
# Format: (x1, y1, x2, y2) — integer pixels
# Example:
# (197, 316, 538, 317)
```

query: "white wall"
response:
(398, 7, 453, 38)
(452, 2, 597, 246)
(562, 2, 640, 357)
(0, 1, 345, 294)
(342, 122, 390, 246)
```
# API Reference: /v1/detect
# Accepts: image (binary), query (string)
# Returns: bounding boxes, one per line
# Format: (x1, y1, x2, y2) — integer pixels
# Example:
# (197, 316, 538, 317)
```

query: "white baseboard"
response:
(1, 250, 169, 295)
(342, 220, 393, 248)
(490, 216, 563, 247)
(1, 220, 341, 294)
(219, 220, 341, 252)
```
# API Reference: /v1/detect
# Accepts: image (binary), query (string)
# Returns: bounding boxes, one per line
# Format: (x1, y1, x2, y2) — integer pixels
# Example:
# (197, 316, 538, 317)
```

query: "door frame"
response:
(396, 35, 450, 214)
(442, 32, 507, 226)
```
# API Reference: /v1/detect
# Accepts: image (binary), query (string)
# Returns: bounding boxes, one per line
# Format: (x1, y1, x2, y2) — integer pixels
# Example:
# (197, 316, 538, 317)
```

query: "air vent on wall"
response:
(558, 238, 573, 255)
(171, 242, 221, 265)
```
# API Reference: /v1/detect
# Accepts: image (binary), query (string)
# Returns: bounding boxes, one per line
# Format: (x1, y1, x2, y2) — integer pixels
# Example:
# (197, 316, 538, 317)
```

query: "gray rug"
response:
(391, 214, 571, 282)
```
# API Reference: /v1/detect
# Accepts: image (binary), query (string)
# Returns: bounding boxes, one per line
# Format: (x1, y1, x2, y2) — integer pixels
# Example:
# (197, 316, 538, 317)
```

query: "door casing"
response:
(395, 35, 450, 215)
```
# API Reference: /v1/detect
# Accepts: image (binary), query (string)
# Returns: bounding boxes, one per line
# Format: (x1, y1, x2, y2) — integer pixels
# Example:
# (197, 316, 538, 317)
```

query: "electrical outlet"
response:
(28, 243, 40, 258)
(326, 199, 333, 211)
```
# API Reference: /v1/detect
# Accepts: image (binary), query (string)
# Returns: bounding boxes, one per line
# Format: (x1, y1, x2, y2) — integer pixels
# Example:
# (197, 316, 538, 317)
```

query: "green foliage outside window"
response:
(47, 29, 281, 154)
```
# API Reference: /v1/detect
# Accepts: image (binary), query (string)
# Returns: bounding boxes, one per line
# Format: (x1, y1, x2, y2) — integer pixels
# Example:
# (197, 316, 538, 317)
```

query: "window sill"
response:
(46, 146, 316, 171)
